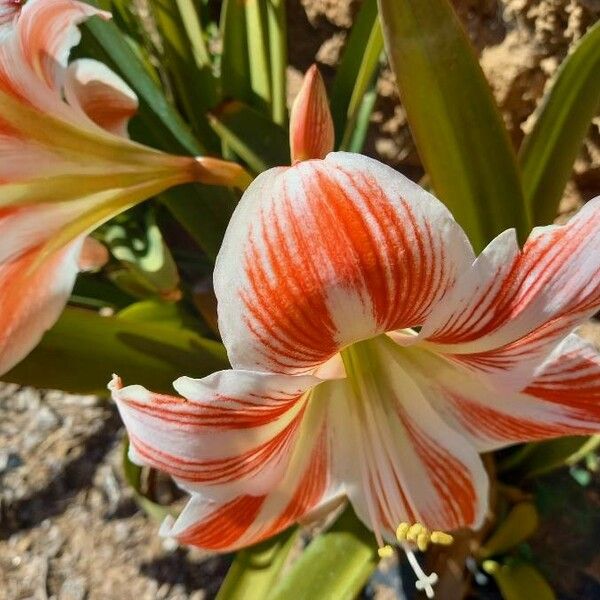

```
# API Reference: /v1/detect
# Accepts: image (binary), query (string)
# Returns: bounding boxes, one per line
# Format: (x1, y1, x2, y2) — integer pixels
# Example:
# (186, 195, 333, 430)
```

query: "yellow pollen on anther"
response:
(395, 522, 454, 553)
(396, 522, 410, 540)
(378, 545, 395, 558)
(430, 531, 454, 546)
(417, 532, 430, 552)
(406, 523, 425, 542)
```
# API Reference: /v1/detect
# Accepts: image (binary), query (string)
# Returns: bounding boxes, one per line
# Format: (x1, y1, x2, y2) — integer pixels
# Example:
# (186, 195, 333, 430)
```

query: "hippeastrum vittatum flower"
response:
(0, 0, 249, 375)
(111, 67, 600, 595)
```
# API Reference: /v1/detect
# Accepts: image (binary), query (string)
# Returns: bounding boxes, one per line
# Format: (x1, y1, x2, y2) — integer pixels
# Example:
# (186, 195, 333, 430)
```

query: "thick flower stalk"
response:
(0, 0, 248, 375)
(112, 68, 600, 593)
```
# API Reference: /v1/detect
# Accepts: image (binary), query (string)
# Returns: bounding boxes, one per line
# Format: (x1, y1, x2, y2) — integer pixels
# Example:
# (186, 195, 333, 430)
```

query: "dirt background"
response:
(1, 1, 600, 599)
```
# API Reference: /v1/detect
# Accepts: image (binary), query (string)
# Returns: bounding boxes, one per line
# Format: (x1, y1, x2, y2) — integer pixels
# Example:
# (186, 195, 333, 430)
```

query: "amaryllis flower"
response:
(0, 0, 248, 375)
(111, 66, 600, 594)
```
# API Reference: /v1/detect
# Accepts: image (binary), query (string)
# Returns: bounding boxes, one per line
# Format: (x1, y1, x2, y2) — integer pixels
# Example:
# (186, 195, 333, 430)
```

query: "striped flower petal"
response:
(331, 336, 488, 539)
(418, 197, 600, 391)
(158, 393, 338, 552)
(395, 334, 600, 452)
(110, 370, 324, 500)
(215, 152, 474, 374)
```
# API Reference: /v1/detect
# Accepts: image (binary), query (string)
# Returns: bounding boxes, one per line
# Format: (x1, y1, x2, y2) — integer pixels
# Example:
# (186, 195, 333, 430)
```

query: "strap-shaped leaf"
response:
(216, 528, 299, 600)
(330, 0, 382, 149)
(148, 0, 219, 148)
(210, 101, 290, 173)
(519, 20, 600, 225)
(378, 0, 529, 251)
(267, 0, 287, 126)
(268, 507, 378, 600)
(4, 308, 228, 395)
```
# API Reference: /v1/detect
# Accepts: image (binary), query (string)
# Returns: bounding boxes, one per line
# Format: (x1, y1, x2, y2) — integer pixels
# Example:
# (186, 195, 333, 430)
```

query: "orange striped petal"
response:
(0, 0, 246, 373)
(65, 59, 139, 138)
(289, 64, 334, 164)
(0, 235, 82, 375)
(159, 409, 337, 552)
(418, 197, 600, 391)
(110, 370, 323, 500)
(111, 370, 342, 552)
(395, 336, 600, 453)
(215, 153, 474, 374)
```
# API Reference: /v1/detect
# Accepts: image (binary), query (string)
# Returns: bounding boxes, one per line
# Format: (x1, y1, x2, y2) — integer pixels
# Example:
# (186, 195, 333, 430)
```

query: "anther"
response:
(417, 532, 430, 552)
(396, 522, 410, 540)
(377, 545, 394, 558)
(430, 531, 454, 546)
(406, 523, 425, 542)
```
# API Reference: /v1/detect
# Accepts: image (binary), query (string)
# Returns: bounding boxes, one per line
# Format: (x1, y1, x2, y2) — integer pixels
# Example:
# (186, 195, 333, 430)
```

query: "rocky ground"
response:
(1, 0, 600, 599)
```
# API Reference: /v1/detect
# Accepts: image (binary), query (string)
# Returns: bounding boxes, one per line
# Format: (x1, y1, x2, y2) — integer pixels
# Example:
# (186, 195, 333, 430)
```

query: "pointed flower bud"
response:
(289, 64, 334, 164)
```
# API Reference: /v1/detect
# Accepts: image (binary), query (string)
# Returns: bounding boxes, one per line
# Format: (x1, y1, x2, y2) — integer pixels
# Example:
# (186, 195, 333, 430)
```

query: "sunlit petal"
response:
(216, 152, 474, 374)
(393, 337, 600, 452)
(419, 197, 600, 391)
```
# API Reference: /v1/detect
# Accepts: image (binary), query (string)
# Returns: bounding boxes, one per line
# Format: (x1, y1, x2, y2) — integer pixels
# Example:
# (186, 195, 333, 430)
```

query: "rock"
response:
(58, 577, 87, 600)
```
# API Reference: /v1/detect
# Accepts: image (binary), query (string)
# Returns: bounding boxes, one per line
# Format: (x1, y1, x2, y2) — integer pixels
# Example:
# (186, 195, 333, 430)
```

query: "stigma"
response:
(377, 522, 454, 599)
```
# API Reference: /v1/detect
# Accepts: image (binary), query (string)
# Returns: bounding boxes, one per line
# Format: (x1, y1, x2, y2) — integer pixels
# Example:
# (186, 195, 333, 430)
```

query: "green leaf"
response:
(519, 20, 600, 225)
(103, 209, 181, 299)
(482, 561, 556, 600)
(174, 0, 212, 68)
(346, 81, 378, 153)
(219, 0, 281, 121)
(505, 436, 600, 480)
(244, 0, 272, 115)
(268, 507, 378, 600)
(118, 298, 206, 331)
(4, 307, 228, 395)
(220, 0, 251, 103)
(216, 528, 299, 600)
(377, 0, 529, 251)
(330, 0, 383, 150)
(158, 184, 236, 262)
(148, 0, 219, 147)
(210, 101, 290, 173)
(479, 503, 539, 558)
(266, 0, 287, 125)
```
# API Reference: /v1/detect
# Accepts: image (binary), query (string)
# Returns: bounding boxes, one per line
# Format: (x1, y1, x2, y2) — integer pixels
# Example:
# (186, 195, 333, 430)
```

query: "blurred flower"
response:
(0, 0, 249, 375)
(111, 66, 600, 592)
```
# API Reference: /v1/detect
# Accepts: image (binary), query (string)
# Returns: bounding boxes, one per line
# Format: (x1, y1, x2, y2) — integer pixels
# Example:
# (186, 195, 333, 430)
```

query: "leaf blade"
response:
(519, 20, 600, 225)
(4, 307, 229, 395)
(377, 0, 529, 251)
(268, 508, 378, 600)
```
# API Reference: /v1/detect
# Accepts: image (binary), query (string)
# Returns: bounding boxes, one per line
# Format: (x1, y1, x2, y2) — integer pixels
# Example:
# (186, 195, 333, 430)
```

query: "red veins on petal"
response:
(177, 495, 267, 550)
(397, 407, 477, 529)
(240, 163, 451, 372)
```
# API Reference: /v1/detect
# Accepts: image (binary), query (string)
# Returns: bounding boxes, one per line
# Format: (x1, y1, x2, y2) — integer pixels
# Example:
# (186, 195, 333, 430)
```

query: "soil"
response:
(1, 1, 599, 599)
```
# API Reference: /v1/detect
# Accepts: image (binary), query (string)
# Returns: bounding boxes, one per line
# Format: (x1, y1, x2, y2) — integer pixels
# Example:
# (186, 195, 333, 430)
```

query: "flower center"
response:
(339, 336, 451, 599)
